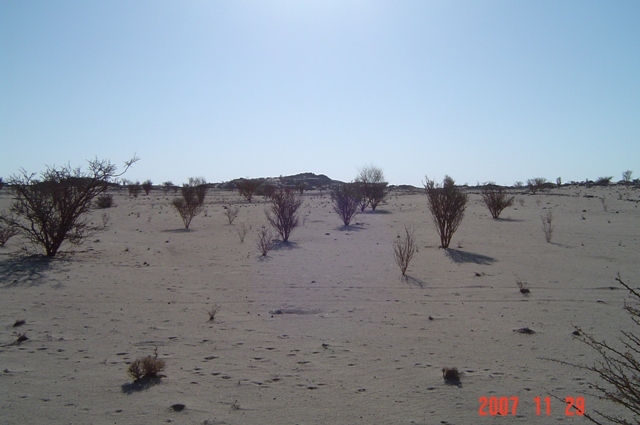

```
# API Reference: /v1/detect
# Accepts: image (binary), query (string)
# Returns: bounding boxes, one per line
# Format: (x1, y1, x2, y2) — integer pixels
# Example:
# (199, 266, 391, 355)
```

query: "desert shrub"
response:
(266, 188, 302, 243)
(235, 178, 263, 202)
(393, 226, 416, 276)
(355, 165, 388, 211)
(514, 181, 524, 188)
(527, 177, 547, 194)
(331, 184, 359, 226)
(172, 181, 205, 229)
(128, 354, 166, 381)
(128, 181, 141, 197)
(0, 223, 19, 246)
(481, 185, 514, 219)
(207, 304, 221, 322)
(556, 177, 562, 188)
(0, 177, 3, 191)
(541, 210, 553, 243)
(141, 179, 153, 195)
(256, 226, 275, 256)
(551, 274, 640, 424)
(595, 176, 613, 186)
(0, 156, 137, 257)
(295, 181, 306, 194)
(423, 176, 469, 249)
(236, 222, 248, 243)
(162, 181, 174, 194)
(94, 194, 114, 209)
(622, 170, 633, 187)
(257, 183, 277, 200)
(224, 205, 240, 225)
(188, 177, 208, 204)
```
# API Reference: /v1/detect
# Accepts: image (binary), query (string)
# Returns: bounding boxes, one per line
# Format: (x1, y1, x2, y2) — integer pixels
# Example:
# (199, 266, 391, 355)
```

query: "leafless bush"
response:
(595, 176, 613, 186)
(0, 223, 19, 246)
(256, 226, 275, 256)
(541, 210, 553, 243)
(622, 170, 633, 187)
(207, 304, 221, 322)
(424, 176, 469, 249)
(171, 180, 206, 229)
(188, 177, 208, 204)
(142, 179, 153, 195)
(331, 184, 359, 226)
(162, 181, 174, 194)
(128, 352, 166, 381)
(0, 177, 4, 191)
(0, 156, 138, 257)
(266, 188, 302, 243)
(556, 177, 562, 188)
(355, 165, 388, 211)
(224, 205, 240, 225)
(235, 178, 263, 202)
(393, 226, 417, 276)
(514, 181, 524, 188)
(481, 185, 514, 219)
(128, 181, 141, 197)
(236, 222, 248, 243)
(94, 194, 114, 209)
(527, 177, 547, 194)
(601, 196, 609, 212)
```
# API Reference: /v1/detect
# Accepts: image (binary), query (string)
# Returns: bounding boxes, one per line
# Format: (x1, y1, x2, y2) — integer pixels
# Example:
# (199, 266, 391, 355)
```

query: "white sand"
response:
(1, 185, 639, 424)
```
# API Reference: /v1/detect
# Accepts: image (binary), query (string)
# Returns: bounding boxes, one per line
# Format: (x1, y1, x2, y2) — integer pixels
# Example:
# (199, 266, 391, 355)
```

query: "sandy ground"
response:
(1, 185, 639, 424)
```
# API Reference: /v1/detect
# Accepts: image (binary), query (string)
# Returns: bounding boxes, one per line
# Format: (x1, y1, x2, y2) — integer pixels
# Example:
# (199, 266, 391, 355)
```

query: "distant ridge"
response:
(217, 172, 342, 190)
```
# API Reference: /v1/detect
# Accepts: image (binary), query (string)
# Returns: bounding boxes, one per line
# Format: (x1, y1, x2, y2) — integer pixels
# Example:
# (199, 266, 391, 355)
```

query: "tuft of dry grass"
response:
(224, 205, 240, 225)
(207, 304, 222, 322)
(393, 225, 416, 276)
(128, 351, 166, 381)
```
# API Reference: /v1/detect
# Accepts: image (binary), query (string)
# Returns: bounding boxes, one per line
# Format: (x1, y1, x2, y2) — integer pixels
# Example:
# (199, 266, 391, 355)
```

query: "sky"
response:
(1, 1, 638, 187)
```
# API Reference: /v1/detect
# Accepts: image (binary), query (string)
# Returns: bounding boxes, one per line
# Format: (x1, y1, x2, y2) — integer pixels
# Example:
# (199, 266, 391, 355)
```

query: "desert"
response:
(1, 180, 639, 425)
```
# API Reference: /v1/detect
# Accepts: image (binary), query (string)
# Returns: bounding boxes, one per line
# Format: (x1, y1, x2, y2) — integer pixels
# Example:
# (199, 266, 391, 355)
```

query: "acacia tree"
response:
(266, 188, 302, 243)
(424, 176, 469, 249)
(235, 178, 263, 202)
(142, 179, 153, 195)
(0, 156, 138, 257)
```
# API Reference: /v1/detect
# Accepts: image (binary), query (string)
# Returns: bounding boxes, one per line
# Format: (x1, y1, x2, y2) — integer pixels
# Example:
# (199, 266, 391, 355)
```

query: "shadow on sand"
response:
(402, 275, 427, 288)
(121, 376, 163, 394)
(0, 255, 62, 287)
(445, 249, 496, 265)
(334, 224, 366, 232)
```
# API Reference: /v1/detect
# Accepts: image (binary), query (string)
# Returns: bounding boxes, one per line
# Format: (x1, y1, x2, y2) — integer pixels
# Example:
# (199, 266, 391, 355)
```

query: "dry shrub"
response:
(94, 194, 114, 209)
(0, 156, 137, 257)
(224, 205, 240, 225)
(141, 179, 153, 195)
(235, 178, 263, 202)
(481, 185, 514, 219)
(527, 177, 547, 194)
(355, 165, 388, 211)
(128, 182, 141, 197)
(0, 223, 19, 246)
(207, 304, 221, 321)
(172, 179, 206, 229)
(424, 176, 469, 249)
(256, 226, 275, 256)
(393, 226, 416, 276)
(162, 181, 174, 194)
(331, 184, 359, 226)
(128, 354, 166, 381)
(236, 222, 248, 243)
(442, 367, 460, 385)
(541, 210, 553, 243)
(266, 188, 302, 242)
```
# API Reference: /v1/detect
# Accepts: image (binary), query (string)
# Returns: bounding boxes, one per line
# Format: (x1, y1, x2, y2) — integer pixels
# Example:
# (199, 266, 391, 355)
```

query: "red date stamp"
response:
(479, 396, 585, 417)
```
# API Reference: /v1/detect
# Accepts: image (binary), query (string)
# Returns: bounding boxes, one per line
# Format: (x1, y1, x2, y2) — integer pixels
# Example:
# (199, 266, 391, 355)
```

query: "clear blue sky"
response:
(1, 1, 638, 186)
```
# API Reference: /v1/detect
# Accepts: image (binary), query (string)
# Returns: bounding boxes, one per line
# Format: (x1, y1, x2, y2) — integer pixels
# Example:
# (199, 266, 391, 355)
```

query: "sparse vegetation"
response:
(128, 181, 141, 197)
(162, 181, 174, 194)
(256, 226, 275, 256)
(207, 304, 221, 322)
(0, 156, 137, 257)
(355, 165, 388, 211)
(622, 170, 633, 187)
(94, 194, 114, 209)
(595, 176, 613, 186)
(423, 176, 469, 249)
(224, 205, 240, 225)
(266, 188, 302, 243)
(527, 177, 547, 194)
(141, 179, 153, 195)
(0, 223, 19, 246)
(128, 351, 166, 381)
(541, 210, 554, 243)
(172, 179, 206, 229)
(331, 184, 360, 226)
(393, 226, 417, 276)
(235, 178, 263, 203)
(516, 279, 530, 294)
(481, 185, 514, 219)
(236, 222, 248, 243)
(442, 367, 460, 384)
